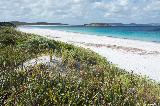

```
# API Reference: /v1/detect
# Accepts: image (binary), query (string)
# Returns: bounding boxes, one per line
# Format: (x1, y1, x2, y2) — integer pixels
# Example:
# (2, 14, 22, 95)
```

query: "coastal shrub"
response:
(0, 22, 16, 27)
(0, 27, 29, 46)
(0, 27, 160, 105)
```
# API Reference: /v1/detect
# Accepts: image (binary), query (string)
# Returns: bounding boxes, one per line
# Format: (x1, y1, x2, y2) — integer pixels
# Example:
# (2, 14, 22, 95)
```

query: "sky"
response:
(0, 0, 160, 24)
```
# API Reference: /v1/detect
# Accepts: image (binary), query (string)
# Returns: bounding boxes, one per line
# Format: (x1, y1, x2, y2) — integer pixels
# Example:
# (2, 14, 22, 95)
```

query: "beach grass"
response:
(0, 27, 160, 105)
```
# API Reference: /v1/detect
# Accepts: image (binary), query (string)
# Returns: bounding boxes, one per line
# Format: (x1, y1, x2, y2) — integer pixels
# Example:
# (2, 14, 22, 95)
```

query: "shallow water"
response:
(22, 26, 160, 43)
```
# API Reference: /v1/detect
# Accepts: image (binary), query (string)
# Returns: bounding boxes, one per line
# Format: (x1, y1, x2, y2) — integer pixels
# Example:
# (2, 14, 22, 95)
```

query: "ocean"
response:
(22, 26, 160, 43)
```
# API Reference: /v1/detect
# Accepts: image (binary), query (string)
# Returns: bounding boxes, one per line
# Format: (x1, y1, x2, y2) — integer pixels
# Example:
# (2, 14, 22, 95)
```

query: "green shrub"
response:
(0, 27, 160, 105)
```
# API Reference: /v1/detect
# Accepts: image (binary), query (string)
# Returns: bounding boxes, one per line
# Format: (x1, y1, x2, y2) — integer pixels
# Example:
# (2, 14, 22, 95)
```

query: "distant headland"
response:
(10, 21, 69, 26)
(0, 21, 160, 27)
(84, 23, 160, 26)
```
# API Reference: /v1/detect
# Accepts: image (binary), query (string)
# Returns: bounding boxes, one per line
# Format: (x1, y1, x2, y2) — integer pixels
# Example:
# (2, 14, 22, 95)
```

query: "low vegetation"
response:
(0, 27, 160, 105)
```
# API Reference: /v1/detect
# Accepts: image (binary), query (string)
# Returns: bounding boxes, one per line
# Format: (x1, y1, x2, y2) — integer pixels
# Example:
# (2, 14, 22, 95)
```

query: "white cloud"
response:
(118, 0, 128, 6)
(0, 0, 159, 24)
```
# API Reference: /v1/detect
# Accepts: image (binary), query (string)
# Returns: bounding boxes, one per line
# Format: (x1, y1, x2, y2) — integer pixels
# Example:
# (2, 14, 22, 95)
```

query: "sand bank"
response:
(19, 28, 160, 82)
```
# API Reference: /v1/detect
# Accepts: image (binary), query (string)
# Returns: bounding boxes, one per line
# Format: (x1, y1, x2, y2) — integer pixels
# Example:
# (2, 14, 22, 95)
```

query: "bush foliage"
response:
(0, 27, 160, 105)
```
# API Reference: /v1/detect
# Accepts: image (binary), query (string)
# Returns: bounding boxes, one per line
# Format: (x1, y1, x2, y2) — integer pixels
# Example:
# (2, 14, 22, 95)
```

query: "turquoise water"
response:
(23, 26, 160, 42)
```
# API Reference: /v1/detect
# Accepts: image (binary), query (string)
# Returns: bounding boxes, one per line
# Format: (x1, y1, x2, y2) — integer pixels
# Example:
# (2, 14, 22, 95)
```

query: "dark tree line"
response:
(0, 22, 16, 27)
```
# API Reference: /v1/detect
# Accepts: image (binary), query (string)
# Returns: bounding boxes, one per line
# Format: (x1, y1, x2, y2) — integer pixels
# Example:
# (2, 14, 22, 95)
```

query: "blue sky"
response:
(0, 0, 160, 24)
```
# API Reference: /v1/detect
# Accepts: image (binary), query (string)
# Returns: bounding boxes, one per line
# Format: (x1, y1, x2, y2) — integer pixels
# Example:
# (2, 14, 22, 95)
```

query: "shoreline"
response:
(19, 27, 160, 51)
(57, 30, 160, 44)
(20, 26, 160, 44)
(18, 27, 160, 82)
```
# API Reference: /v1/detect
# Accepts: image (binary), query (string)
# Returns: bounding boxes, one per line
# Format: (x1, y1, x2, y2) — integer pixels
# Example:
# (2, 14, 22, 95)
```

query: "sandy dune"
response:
(19, 28, 160, 82)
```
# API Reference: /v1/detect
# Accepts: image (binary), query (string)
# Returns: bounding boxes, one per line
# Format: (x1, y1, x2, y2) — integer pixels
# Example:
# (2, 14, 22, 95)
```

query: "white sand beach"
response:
(19, 28, 160, 82)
